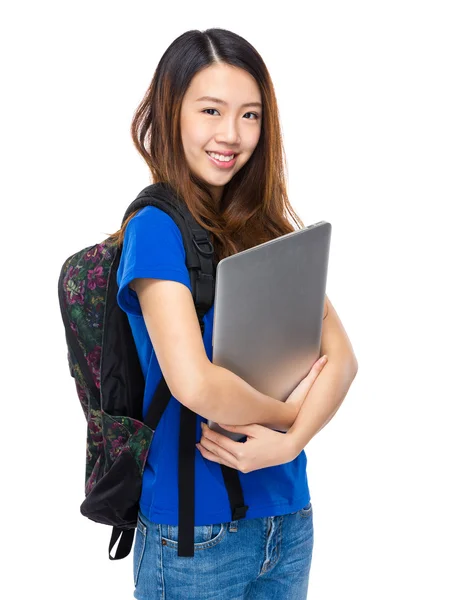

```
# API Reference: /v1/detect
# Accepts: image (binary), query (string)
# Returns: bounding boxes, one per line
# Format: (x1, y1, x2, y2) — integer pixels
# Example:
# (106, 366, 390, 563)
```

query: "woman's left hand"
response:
(196, 422, 297, 473)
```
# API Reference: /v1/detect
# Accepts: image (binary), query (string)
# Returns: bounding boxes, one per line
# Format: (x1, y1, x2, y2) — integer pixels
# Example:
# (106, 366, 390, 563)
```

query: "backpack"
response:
(57, 182, 248, 560)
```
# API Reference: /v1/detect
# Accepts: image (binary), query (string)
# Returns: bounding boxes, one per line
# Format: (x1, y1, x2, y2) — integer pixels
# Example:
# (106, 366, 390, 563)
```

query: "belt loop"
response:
(229, 520, 238, 533)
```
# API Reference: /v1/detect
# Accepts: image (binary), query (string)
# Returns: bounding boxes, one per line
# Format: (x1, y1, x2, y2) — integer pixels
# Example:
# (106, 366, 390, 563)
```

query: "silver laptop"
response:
(208, 221, 332, 441)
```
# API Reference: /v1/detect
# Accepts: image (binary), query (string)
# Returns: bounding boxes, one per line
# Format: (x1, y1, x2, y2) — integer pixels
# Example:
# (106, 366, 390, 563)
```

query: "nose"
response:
(215, 116, 241, 146)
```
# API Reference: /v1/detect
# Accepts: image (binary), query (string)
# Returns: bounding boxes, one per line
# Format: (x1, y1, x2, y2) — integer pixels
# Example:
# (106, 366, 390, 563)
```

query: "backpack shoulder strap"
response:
(121, 182, 215, 323)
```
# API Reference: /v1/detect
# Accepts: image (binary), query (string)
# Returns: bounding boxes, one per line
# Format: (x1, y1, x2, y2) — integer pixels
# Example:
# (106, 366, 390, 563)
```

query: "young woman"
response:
(109, 27, 358, 600)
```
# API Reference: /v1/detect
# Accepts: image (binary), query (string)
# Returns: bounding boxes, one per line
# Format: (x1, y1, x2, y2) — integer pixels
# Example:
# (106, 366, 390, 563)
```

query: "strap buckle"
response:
(192, 237, 214, 258)
(231, 505, 248, 520)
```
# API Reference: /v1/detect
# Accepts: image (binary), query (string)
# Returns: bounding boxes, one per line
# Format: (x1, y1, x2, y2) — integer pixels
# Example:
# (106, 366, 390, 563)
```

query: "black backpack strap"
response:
(109, 527, 135, 560)
(114, 183, 248, 559)
(220, 465, 249, 521)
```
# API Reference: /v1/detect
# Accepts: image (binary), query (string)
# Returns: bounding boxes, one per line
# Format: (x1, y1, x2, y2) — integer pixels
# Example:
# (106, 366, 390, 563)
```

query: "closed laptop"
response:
(208, 221, 332, 441)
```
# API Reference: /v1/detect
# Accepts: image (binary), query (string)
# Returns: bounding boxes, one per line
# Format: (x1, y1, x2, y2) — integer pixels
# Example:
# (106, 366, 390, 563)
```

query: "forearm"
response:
(192, 363, 295, 431)
(287, 354, 358, 457)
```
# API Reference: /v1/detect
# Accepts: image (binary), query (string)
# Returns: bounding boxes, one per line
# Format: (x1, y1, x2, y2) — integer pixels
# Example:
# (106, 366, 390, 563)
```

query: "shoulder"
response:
(128, 205, 180, 231)
(125, 205, 185, 246)
(121, 205, 188, 292)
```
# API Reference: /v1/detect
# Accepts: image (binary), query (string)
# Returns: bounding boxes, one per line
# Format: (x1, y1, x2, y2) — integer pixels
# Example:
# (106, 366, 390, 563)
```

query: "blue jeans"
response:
(133, 502, 314, 599)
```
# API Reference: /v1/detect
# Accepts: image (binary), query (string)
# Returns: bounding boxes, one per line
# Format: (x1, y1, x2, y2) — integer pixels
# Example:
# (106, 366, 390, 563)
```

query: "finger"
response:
(302, 355, 328, 388)
(313, 355, 328, 371)
(317, 355, 328, 367)
(196, 442, 239, 470)
(201, 424, 245, 458)
(199, 430, 243, 463)
(199, 432, 243, 465)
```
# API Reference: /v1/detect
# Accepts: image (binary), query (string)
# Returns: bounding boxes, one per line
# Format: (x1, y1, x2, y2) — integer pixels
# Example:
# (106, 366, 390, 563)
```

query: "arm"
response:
(132, 278, 295, 432)
(288, 295, 358, 456)
(196, 363, 296, 432)
(192, 295, 335, 431)
(196, 295, 358, 472)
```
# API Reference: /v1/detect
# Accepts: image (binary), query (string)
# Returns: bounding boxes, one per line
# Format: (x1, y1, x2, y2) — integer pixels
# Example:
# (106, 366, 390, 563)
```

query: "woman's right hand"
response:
(284, 355, 328, 425)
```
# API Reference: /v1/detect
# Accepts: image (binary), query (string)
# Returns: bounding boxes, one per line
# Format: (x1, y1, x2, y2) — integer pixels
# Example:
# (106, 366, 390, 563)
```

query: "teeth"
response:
(207, 151, 235, 162)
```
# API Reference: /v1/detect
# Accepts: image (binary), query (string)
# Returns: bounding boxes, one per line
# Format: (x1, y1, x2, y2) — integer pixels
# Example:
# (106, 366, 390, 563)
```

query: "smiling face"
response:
(180, 63, 263, 205)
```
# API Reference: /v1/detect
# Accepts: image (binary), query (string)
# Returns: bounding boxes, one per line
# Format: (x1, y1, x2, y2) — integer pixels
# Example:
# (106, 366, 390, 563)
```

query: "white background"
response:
(2, 1, 457, 598)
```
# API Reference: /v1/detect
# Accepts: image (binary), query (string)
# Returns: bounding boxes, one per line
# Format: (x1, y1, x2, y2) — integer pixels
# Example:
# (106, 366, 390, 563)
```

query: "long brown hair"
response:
(107, 28, 305, 263)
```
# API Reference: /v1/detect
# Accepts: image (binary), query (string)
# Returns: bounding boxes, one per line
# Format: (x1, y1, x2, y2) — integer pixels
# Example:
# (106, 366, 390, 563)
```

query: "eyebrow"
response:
(195, 96, 262, 109)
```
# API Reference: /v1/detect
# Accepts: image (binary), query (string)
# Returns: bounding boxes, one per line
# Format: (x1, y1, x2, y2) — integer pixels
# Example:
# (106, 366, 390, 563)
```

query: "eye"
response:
(202, 109, 260, 120)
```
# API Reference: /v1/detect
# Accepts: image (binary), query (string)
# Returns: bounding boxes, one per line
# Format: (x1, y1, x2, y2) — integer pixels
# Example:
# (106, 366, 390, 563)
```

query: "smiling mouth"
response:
(206, 151, 239, 160)
(205, 152, 239, 169)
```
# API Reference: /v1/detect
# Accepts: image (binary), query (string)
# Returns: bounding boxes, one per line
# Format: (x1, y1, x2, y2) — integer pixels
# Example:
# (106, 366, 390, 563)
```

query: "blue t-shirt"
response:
(116, 205, 311, 526)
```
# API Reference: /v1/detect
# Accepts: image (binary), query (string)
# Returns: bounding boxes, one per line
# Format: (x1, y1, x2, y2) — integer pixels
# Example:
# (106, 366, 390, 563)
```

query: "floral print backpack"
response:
(57, 182, 248, 560)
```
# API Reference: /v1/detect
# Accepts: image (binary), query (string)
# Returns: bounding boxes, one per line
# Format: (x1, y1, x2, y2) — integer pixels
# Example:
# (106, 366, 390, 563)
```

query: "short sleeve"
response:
(116, 205, 192, 317)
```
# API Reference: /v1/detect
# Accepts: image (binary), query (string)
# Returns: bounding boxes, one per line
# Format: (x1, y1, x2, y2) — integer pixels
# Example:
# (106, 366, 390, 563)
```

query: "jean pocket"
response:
(160, 522, 227, 551)
(299, 501, 313, 518)
(133, 513, 147, 587)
